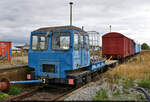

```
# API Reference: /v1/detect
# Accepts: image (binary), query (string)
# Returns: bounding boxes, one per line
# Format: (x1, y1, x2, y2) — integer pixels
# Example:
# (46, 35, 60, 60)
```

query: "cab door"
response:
(80, 35, 84, 66)
(84, 35, 90, 66)
(73, 32, 80, 69)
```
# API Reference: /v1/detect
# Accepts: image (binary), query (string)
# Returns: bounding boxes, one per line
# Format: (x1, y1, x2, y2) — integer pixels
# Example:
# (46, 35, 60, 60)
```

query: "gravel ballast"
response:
(65, 83, 100, 101)
(64, 78, 146, 101)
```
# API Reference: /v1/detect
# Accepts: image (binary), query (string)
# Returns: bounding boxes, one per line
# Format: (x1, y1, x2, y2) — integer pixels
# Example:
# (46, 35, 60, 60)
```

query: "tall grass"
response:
(107, 51, 150, 80)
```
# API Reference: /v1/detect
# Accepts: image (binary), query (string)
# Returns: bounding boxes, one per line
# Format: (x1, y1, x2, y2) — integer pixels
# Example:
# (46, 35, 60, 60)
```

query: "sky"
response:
(0, 0, 150, 48)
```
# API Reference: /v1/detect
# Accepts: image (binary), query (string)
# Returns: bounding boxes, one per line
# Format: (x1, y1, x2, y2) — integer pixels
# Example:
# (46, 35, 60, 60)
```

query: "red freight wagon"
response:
(129, 40, 134, 56)
(0, 41, 12, 62)
(102, 32, 134, 59)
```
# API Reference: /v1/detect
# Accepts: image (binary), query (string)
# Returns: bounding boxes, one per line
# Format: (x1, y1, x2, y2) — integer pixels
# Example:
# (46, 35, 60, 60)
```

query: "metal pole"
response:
(110, 25, 111, 32)
(69, 2, 73, 26)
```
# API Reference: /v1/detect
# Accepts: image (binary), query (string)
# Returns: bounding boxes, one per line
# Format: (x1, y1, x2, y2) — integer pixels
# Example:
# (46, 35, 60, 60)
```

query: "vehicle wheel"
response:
(86, 74, 91, 83)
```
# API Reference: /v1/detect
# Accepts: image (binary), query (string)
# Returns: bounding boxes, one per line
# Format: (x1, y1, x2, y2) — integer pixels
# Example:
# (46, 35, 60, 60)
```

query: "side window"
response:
(85, 36, 89, 50)
(32, 34, 48, 50)
(39, 36, 47, 50)
(74, 33, 79, 50)
(80, 35, 84, 48)
(32, 36, 38, 50)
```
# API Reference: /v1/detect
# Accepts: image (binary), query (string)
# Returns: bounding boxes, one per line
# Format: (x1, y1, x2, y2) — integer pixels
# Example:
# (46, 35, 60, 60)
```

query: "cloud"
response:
(0, 0, 150, 48)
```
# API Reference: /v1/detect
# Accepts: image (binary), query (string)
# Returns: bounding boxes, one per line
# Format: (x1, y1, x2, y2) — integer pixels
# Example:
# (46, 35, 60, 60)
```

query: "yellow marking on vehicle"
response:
(108, 56, 112, 61)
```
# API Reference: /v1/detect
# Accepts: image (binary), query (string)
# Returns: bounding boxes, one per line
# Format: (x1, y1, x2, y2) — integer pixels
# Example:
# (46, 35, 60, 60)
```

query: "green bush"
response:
(138, 80, 150, 89)
(141, 43, 149, 50)
(8, 86, 21, 95)
(0, 92, 9, 99)
(93, 88, 108, 100)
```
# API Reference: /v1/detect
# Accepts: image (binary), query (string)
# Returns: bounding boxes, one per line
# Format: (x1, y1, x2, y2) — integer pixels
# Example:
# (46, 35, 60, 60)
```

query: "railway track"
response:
(4, 82, 99, 101)
(5, 86, 42, 101)
(4, 84, 77, 101)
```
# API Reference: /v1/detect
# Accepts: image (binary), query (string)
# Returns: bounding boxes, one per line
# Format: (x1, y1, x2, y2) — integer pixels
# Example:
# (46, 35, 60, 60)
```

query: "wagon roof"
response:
(103, 32, 132, 40)
(32, 25, 86, 33)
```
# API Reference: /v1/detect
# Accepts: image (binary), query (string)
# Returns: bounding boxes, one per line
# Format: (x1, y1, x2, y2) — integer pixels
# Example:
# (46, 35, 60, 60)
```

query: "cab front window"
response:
(52, 32, 70, 50)
(32, 34, 49, 50)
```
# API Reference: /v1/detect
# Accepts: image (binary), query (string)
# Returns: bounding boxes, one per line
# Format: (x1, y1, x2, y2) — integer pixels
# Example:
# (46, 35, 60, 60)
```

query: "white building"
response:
(87, 31, 101, 49)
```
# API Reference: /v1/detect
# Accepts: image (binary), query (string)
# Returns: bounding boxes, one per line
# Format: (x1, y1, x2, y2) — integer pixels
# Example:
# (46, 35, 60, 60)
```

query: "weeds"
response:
(122, 89, 129, 94)
(8, 86, 21, 95)
(122, 78, 135, 88)
(92, 88, 108, 101)
(107, 51, 150, 80)
(113, 90, 120, 96)
(138, 80, 150, 89)
(136, 93, 146, 100)
(0, 92, 9, 99)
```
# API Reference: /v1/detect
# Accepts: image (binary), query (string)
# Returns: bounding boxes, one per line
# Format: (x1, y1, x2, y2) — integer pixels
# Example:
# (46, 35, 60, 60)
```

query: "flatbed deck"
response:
(67, 70, 91, 77)
(105, 60, 118, 65)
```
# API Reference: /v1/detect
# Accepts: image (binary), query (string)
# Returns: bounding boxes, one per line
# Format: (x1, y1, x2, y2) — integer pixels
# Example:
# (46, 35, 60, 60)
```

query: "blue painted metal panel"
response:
(9, 48, 12, 55)
(137, 44, 141, 53)
(72, 32, 90, 70)
(88, 60, 105, 70)
(133, 41, 141, 54)
(134, 42, 141, 54)
(6, 51, 8, 59)
(133, 41, 136, 54)
(39, 60, 60, 78)
(72, 30, 82, 70)
(139, 44, 141, 52)
(28, 30, 73, 78)
(73, 50, 81, 70)
(28, 27, 96, 79)
(84, 34, 90, 66)
(80, 34, 84, 67)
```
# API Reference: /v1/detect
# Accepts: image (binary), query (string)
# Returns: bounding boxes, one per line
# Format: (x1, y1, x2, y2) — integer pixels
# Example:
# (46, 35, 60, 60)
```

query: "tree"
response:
(141, 43, 149, 50)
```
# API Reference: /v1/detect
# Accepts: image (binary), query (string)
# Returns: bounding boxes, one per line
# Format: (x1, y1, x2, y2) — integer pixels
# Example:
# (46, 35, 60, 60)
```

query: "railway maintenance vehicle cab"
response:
(28, 25, 105, 85)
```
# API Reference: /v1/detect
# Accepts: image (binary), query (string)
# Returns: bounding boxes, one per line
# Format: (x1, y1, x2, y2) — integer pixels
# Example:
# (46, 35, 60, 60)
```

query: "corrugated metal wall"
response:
(0, 41, 12, 62)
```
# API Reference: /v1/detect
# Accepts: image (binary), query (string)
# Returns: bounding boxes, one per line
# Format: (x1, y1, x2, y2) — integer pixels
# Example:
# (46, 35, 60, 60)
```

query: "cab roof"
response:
(32, 25, 87, 33)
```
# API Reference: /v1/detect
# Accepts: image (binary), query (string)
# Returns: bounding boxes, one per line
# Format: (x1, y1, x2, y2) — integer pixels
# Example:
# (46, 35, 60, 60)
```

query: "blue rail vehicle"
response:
(133, 41, 141, 54)
(28, 26, 105, 85)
